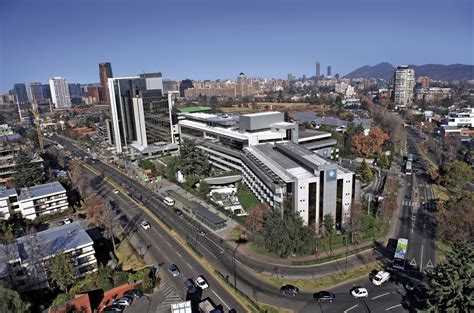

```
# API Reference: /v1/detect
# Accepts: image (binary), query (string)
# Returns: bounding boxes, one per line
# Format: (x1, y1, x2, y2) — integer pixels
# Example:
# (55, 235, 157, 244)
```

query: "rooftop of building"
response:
(242, 111, 282, 117)
(18, 181, 65, 201)
(177, 106, 212, 113)
(298, 129, 331, 140)
(0, 186, 17, 199)
(17, 222, 93, 263)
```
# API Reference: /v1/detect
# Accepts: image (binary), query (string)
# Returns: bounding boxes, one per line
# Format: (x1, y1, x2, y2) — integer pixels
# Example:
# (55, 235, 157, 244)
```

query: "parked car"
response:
(280, 285, 299, 296)
(103, 305, 123, 312)
(313, 291, 336, 302)
(63, 218, 72, 224)
(194, 275, 209, 290)
(184, 279, 197, 294)
(197, 229, 206, 236)
(163, 196, 175, 206)
(174, 209, 183, 216)
(113, 296, 133, 306)
(351, 287, 368, 298)
(140, 221, 151, 230)
(372, 271, 391, 286)
(124, 289, 143, 299)
(112, 189, 119, 194)
(405, 279, 420, 291)
(168, 264, 180, 277)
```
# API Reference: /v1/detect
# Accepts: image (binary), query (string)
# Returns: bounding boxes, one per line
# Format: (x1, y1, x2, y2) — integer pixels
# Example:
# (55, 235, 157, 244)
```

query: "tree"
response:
(419, 242, 474, 312)
(85, 193, 105, 227)
(378, 153, 390, 169)
(246, 203, 270, 237)
(351, 126, 389, 157)
(346, 201, 363, 243)
(438, 161, 474, 192)
(13, 150, 43, 188)
(179, 139, 210, 177)
(323, 213, 335, 249)
(434, 192, 474, 243)
(0, 285, 31, 313)
(357, 159, 374, 184)
(49, 249, 76, 292)
(139, 159, 155, 171)
(103, 201, 120, 253)
(198, 181, 210, 198)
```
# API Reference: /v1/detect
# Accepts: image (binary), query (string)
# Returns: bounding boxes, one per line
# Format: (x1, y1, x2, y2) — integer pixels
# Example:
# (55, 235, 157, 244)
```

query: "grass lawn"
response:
(254, 302, 294, 313)
(116, 240, 146, 271)
(236, 184, 259, 212)
(254, 262, 380, 292)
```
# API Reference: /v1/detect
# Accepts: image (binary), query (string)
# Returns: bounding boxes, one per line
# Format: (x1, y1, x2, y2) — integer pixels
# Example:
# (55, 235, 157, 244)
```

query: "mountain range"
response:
(343, 62, 474, 81)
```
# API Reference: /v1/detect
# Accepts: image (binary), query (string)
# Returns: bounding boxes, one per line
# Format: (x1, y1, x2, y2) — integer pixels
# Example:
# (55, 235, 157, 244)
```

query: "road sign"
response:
(410, 258, 417, 266)
(426, 260, 434, 268)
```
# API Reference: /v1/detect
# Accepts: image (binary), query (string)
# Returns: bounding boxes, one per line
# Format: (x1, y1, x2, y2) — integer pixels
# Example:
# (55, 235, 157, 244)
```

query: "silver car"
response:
(113, 296, 133, 306)
(168, 264, 180, 277)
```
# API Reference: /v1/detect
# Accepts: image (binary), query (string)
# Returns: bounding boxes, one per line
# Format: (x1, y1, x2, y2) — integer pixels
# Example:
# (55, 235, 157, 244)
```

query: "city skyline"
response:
(0, 0, 472, 91)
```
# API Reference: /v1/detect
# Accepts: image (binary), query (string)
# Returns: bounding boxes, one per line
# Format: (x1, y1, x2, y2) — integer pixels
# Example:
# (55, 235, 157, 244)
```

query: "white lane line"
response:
(207, 237, 225, 253)
(176, 252, 182, 258)
(420, 244, 424, 272)
(344, 304, 358, 313)
(212, 290, 230, 310)
(372, 292, 390, 300)
(186, 262, 193, 269)
(197, 242, 218, 259)
(385, 304, 402, 311)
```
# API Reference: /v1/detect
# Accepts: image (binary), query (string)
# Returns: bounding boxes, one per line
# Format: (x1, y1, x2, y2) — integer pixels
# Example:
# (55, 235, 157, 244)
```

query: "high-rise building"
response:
(179, 79, 193, 97)
(49, 77, 71, 108)
(316, 60, 321, 78)
(41, 84, 51, 100)
(68, 83, 83, 98)
(417, 76, 430, 88)
(12, 83, 29, 104)
(393, 66, 416, 107)
(27, 83, 44, 101)
(99, 62, 113, 104)
(86, 86, 100, 102)
(327, 66, 332, 77)
(108, 73, 166, 153)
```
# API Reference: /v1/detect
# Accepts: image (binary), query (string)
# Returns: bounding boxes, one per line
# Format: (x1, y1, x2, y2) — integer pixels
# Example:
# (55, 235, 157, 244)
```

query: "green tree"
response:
(418, 242, 474, 312)
(179, 139, 210, 176)
(378, 153, 390, 169)
(49, 249, 76, 292)
(0, 285, 31, 313)
(51, 292, 75, 307)
(13, 150, 43, 188)
(438, 161, 474, 192)
(357, 159, 374, 184)
(323, 213, 335, 249)
(199, 181, 210, 198)
(139, 159, 155, 171)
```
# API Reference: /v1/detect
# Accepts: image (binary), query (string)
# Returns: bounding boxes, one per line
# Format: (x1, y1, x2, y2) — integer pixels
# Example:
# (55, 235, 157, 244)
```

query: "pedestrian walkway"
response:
(128, 279, 183, 313)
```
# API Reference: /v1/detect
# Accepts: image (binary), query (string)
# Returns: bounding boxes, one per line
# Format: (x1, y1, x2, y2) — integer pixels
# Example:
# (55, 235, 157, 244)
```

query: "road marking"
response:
(344, 304, 358, 313)
(385, 304, 402, 310)
(176, 252, 182, 258)
(420, 245, 424, 272)
(212, 290, 230, 310)
(372, 292, 390, 300)
(186, 262, 193, 269)
(197, 241, 218, 259)
(410, 258, 417, 266)
(426, 259, 434, 268)
(206, 237, 225, 253)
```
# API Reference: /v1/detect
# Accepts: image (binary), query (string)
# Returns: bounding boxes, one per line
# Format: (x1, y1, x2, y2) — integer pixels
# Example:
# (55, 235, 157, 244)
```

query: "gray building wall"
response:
(239, 112, 284, 131)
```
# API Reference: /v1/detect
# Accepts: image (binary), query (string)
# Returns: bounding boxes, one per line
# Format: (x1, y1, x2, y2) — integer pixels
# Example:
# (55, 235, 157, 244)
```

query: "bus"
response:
(407, 154, 414, 162)
(405, 160, 413, 175)
(393, 238, 408, 270)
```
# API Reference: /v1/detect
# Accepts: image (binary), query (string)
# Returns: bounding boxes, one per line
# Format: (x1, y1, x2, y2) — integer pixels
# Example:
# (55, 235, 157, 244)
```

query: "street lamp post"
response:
(231, 242, 242, 290)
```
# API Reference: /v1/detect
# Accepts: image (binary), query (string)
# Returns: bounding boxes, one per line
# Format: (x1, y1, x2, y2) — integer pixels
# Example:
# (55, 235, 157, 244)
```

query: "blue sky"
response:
(0, 0, 472, 91)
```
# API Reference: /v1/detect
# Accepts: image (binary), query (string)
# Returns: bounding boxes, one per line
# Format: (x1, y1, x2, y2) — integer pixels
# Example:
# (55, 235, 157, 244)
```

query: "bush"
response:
(113, 271, 129, 287)
(51, 292, 75, 307)
(33, 208, 74, 224)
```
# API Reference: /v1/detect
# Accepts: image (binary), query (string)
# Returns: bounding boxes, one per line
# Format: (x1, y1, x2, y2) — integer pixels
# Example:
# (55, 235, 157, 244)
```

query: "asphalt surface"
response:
(48, 135, 414, 312)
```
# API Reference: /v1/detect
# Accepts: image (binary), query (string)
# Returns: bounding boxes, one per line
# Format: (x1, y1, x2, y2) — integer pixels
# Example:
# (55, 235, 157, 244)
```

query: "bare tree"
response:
(85, 194, 105, 227)
(102, 201, 120, 253)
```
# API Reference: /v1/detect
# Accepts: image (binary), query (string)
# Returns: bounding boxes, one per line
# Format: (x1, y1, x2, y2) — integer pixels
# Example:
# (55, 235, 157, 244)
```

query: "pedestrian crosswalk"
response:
(158, 281, 182, 308)
(402, 200, 412, 206)
(402, 200, 437, 209)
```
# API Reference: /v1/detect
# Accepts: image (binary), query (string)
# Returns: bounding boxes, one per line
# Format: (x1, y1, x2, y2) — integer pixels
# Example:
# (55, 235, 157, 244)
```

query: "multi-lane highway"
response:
(48, 135, 411, 312)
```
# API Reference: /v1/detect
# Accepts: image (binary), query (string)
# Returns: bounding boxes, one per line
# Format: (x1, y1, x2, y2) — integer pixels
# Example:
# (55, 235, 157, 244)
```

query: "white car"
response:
(140, 221, 151, 230)
(112, 189, 119, 194)
(194, 275, 209, 290)
(113, 296, 133, 306)
(351, 287, 368, 298)
(372, 271, 391, 286)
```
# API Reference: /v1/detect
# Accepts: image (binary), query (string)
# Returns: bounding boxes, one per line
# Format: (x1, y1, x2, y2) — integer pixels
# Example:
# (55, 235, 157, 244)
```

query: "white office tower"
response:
(393, 66, 415, 107)
(49, 77, 71, 108)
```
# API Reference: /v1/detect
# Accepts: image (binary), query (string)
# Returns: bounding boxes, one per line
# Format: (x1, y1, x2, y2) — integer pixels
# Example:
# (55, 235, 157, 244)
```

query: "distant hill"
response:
(344, 62, 474, 81)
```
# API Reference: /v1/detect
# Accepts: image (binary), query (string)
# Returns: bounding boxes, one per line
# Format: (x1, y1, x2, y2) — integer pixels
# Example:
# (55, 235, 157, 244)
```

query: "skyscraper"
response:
(68, 83, 83, 98)
(99, 62, 113, 104)
(327, 66, 332, 77)
(27, 83, 44, 101)
(393, 66, 416, 107)
(12, 83, 29, 104)
(179, 79, 194, 97)
(49, 77, 71, 108)
(316, 60, 321, 78)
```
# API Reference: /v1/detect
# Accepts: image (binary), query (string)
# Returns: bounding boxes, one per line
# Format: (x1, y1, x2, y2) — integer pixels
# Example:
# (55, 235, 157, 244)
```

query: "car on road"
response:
(280, 285, 299, 296)
(113, 296, 133, 306)
(168, 264, 180, 277)
(194, 275, 209, 290)
(313, 291, 336, 302)
(184, 279, 197, 294)
(124, 289, 143, 299)
(174, 209, 183, 216)
(351, 287, 368, 298)
(140, 221, 151, 230)
(102, 305, 123, 312)
(405, 279, 420, 291)
(197, 229, 206, 236)
(372, 271, 391, 286)
(163, 196, 175, 206)
(112, 189, 119, 194)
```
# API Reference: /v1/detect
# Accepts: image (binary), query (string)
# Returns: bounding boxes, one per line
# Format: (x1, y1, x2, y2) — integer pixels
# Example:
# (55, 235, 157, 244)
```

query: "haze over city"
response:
(1, 0, 473, 90)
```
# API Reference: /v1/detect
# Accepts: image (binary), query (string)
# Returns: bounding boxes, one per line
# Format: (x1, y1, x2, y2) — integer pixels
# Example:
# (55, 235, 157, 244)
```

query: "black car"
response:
(313, 291, 336, 302)
(174, 209, 183, 216)
(102, 304, 123, 312)
(184, 279, 197, 294)
(280, 285, 299, 296)
(124, 289, 144, 299)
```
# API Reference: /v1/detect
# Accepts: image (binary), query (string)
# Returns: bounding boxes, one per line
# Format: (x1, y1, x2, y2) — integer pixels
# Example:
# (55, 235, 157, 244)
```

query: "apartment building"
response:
(0, 181, 68, 220)
(393, 66, 415, 107)
(0, 144, 44, 184)
(0, 222, 97, 291)
(445, 107, 474, 128)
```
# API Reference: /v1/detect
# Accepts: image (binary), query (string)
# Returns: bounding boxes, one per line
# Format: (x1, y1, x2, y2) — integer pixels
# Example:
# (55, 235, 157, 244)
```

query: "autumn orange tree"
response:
(351, 126, 389, 157)
(246, 202, 270, 238)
